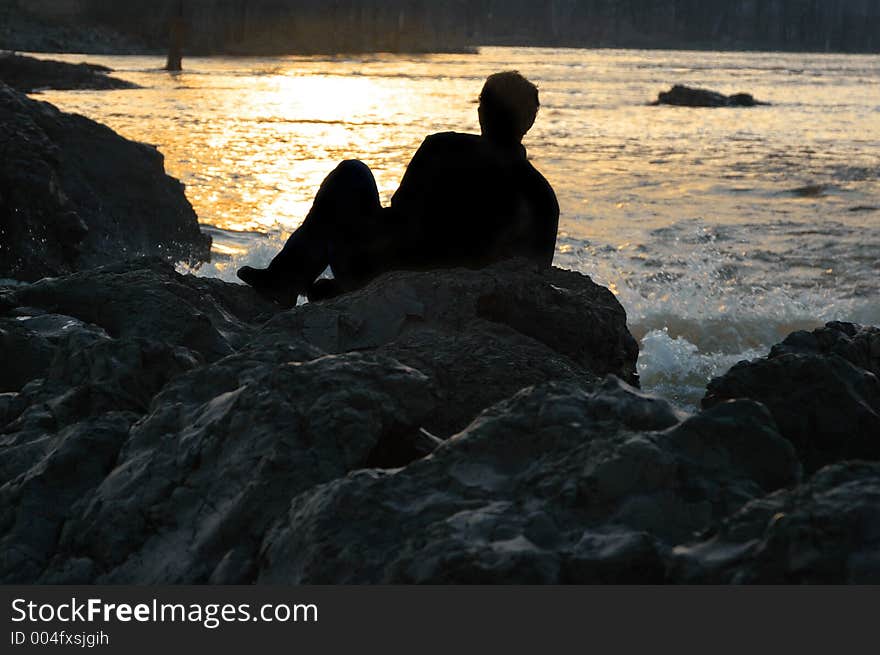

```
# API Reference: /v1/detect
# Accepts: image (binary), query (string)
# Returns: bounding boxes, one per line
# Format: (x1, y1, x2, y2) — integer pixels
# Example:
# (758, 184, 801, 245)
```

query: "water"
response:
(30, 47, 880, 409)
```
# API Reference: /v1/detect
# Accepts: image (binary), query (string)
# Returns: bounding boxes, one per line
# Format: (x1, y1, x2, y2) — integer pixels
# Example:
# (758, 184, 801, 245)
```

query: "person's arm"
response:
(517, 164, 559, 269)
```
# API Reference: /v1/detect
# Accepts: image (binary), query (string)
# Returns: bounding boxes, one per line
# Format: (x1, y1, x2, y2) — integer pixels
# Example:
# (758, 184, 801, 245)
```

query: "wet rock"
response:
(703, 322, 880, 473)
(652, 85, 768, 107)
(0, 313, 108, 392)
(0, 414, 134, 584)
(39, 353, 436, 584)
(669, 462, 880, 584)
(0, 83, 210, 282)
(0, 259, 281, 580)
(257, 380, 799, 584)
(0, 337, 200, 485)
(770, 321, 880, 378)
(255, 260, 639, 435)
(4, 258, 278, 362)
(0, 53, 138, 93)
(0, 322, 55, 392)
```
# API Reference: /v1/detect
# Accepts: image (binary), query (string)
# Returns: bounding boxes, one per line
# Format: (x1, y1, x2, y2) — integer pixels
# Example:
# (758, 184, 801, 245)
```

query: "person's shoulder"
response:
(425, 131, 480, 143)
(420, 131, 483, 151)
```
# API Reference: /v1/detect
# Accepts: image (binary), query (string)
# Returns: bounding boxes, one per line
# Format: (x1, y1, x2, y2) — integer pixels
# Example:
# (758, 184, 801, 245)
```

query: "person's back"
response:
(386, 132, 522, 270)
(389, 134, 557, 270)
(387, 73, 559, 271)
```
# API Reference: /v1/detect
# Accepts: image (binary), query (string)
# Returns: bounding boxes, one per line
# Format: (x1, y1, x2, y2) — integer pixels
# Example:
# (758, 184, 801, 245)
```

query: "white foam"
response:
(177, 228, 291, 284)
(637, 328, 765, 411)
(556, 224, 879, 407)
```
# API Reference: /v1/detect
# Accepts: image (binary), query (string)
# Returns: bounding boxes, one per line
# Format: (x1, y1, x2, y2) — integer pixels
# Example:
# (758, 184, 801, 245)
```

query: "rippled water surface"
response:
(33, 47, 880, 407)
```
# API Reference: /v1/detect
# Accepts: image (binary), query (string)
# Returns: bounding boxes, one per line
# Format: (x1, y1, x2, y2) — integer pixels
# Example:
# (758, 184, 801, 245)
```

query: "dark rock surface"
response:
(703, 322, 880, 474)
(2, 258, 277, 367)
(769, 321, 880, 378)
(255, 260, 640, 435)
(0, 258, 646, 583)
(669, 462, 880, 584)
(257, 381, 798, 584)
(652, 85, 768, 107)
(40, 352, 436, 584)
(0, 53, 138, 93)
(0, 83, 211, 282)
(2, 257, 875, 584)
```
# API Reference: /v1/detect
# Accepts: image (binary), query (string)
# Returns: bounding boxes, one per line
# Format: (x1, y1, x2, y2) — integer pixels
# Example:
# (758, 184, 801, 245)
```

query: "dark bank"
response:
(3, 1, 879, 55)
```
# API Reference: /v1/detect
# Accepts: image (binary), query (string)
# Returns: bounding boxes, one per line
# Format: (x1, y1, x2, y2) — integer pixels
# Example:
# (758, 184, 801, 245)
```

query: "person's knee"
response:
(317, 159, 376, 199)
(334, 159, 372, 179)
(329, 160, 379, 209)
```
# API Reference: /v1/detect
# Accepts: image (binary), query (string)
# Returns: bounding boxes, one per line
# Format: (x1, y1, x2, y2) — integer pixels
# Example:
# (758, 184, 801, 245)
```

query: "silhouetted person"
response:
(237, 71, 559, 305)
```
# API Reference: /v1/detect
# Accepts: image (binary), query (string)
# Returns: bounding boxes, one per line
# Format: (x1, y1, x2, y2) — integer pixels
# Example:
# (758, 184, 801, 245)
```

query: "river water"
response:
(31, 47, 880, 408)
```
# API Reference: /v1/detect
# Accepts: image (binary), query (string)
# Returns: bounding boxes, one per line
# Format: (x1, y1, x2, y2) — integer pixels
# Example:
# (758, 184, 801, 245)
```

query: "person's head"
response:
(478, 71, 540, 146)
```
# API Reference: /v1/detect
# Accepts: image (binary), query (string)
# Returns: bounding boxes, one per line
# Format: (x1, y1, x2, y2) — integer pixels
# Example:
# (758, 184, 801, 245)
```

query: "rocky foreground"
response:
(0, 83, 210, 282)
(1, 257, 877, 584)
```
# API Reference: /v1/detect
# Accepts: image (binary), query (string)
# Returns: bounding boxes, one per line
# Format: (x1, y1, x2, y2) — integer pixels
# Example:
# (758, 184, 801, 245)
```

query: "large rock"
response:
(0, 326, 205, 582)
(1, 258, 277, 374)
(0, 413, 135, 584)
(0, 83, 210, 282)
(257, 380, 800, 584)
(0, 258, 646, 583)
(669, 462, 880, 584)
(769, 321, 880, 378)
(254, 260, 640, 435)
(35, 352, 436, 584)
(703, 322, 880, 473)
(0, 53, 138, 93)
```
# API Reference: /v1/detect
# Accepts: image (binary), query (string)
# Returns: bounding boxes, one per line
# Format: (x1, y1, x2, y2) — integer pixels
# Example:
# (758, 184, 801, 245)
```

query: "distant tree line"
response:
(14, 0, 880, 54)
(474, 0, 880, 52)
(78, 0, 475, 54)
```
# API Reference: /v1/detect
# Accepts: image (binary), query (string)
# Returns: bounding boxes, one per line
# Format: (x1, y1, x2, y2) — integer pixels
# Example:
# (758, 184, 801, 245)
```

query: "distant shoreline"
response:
(477, 38, 880, 56)
(7, 43, 878, 60)
(4, 2, 877, 58)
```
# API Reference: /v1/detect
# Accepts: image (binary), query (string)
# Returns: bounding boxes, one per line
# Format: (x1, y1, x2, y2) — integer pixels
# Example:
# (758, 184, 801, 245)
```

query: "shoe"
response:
(237, 266, 300, 309)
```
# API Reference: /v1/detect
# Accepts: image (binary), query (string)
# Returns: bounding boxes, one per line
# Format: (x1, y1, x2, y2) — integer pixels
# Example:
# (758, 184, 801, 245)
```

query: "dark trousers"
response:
(267, 160, 390, 291)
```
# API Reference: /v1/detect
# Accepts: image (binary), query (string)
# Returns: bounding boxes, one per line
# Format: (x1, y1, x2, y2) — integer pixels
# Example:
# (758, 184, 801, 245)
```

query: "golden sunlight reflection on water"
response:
(34, 48, 880, 247)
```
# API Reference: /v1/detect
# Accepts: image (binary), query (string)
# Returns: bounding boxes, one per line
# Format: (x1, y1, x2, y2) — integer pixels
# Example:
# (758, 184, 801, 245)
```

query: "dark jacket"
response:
(386, 132, 559, 270)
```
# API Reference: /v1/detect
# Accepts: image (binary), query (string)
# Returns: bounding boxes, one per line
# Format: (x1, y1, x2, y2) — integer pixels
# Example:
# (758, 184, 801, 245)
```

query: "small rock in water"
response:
(652, 85, 769, 107)
(790, 183, 828, 198)
(0, 53, 138, 93)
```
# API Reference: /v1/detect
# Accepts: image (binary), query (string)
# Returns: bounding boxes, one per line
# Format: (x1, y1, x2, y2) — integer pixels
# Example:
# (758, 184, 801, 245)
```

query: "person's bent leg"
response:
(325, 203, 403, 298)
(269, 160, 380, 279)
(238, 160, 380, 304)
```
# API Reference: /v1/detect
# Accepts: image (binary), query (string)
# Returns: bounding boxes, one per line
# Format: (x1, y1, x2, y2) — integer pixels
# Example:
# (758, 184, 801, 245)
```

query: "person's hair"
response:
(478, 71, 540, 145)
